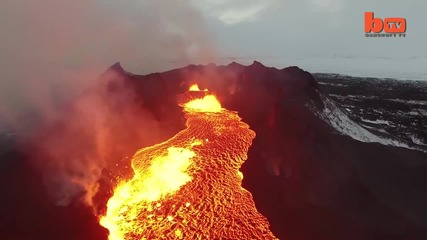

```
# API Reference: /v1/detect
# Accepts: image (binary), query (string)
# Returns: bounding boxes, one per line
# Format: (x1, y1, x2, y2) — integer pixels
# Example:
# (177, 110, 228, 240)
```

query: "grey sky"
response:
(195, 0, 427, 80)
(0, 0, 426, 118)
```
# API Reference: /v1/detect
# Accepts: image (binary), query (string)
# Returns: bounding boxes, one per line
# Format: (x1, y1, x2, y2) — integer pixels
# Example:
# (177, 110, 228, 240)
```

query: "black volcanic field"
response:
(315, 73, 427, 147)
(0, 62, 426, 240)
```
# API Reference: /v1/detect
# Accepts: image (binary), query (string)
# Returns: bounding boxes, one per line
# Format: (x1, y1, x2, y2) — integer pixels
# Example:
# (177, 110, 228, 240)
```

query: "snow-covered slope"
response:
(316, 95, 426, 152)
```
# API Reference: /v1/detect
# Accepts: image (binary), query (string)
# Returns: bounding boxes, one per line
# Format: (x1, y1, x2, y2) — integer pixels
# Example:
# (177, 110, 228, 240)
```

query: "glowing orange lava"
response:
(100, 85, 277, 239)
(188, 84, 207, 92)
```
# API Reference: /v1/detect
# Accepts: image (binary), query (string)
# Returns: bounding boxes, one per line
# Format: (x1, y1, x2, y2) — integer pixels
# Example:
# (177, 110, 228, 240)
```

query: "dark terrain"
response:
(0, 62, 426, 240)
(315, 73, 427, 149)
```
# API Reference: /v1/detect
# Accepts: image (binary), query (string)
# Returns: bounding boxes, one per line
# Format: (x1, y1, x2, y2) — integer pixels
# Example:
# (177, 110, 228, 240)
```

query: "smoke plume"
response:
(0, 0, 216, 207)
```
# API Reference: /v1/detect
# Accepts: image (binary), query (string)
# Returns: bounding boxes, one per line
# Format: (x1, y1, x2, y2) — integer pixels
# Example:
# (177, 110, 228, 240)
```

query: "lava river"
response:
(100, 85, 278, 239)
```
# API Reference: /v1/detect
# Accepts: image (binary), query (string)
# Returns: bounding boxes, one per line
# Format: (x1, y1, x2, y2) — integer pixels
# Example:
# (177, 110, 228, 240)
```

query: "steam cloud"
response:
(0, 0, 216, 207)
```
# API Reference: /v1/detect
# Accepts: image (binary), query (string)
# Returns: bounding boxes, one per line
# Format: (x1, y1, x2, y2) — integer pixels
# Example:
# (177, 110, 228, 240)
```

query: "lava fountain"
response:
(99, 84, 277, 239)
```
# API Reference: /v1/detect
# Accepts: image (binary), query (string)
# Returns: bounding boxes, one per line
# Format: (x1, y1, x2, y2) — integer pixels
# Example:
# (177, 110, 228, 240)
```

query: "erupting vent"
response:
(99, 85, 277, 239)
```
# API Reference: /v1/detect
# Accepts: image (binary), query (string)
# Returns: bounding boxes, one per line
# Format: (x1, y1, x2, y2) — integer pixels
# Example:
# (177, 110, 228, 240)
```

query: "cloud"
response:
(217, 5, 266, 25)
(196, 0, 275, 25)
(194, 0, 427, 80)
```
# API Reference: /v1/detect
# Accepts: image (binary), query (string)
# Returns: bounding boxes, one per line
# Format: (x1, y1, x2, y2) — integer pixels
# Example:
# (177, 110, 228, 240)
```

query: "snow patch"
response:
(408, 108, 427, 116)
(317, 95, 422, 151)
(409, 135, 427, 146)
(318, 82, 347, 87)
(387, 99, 427, 106)
(361, 118, 393, 126)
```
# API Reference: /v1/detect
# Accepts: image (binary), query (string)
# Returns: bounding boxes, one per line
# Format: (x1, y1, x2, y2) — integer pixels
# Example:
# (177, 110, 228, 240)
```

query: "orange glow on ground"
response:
(183, 95, 223, 113)
(189, 84, 207, 92)
(99, 88, 277, 239)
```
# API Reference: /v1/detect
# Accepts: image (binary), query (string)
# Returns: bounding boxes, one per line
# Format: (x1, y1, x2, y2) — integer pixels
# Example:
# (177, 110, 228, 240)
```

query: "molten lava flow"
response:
(188, 84, 207, 92)
(184, 95, 223, 113)
(100, 85, 277, 239)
